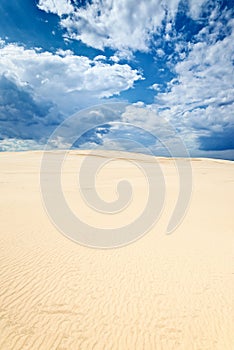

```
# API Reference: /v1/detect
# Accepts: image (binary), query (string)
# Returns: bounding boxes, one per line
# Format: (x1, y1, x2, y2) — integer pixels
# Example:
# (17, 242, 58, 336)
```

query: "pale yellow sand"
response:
(0, 151, 233, 350)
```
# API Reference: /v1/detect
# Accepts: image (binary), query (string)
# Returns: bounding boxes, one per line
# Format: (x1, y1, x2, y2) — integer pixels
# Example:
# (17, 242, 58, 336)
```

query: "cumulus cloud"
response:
(37, 0, 73, 16)
(0, 41, 141, 147)
(0, 138, 44, 151)
(154, 8, 234, 154)
(44, 102, 184, 157)
(93, 55, 107, 61)
(37, 0, 208, 54)
(68, 2, 233, 158)
(0, 42, 141, 112)
(0, 74, 59, 142)
(1, 1, 233, 159)
(75, 123, 159, 155)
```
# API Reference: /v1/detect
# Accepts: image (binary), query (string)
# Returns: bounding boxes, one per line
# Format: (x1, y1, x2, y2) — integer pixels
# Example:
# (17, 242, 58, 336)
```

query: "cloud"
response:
(0, 138, 44, 151)
(72, 104, 189, 157)
(199, 126, 234, 151)
(0, 74, 58, 141)
(188, 0, 209, 20)
(1, 1, 233, 160)
(0, 42, 142, 112)
(93, 55, 107, 61)
(0, 41, 142, 146)
(154, 7, 234, 153)
(37, 0, 73, 16)
(52, 100, 234, 159)
(33, 102, 158, 153)
(75, 124, 158, 155)
(56, 49, 74, 56)
(37, 0, 208, 54)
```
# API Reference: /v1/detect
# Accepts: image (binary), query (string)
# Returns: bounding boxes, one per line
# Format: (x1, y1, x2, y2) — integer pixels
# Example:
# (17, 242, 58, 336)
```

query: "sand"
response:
(0, 150, 233, 350)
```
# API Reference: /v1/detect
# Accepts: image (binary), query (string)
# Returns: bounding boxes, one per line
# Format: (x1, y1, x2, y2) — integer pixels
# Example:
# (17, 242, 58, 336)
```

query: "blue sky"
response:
(0, 0, 233, 159)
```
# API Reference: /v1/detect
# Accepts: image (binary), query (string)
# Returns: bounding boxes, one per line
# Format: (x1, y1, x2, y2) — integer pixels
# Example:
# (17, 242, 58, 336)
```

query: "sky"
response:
(0, 0, 233, 159)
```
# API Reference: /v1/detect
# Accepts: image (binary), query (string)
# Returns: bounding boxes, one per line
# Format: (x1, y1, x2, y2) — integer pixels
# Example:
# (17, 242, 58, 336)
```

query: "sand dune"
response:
(0, 151, 233, 349)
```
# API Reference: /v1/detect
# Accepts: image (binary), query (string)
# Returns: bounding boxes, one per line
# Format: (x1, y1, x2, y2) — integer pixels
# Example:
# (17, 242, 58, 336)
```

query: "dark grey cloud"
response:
(199, 126, 234, 151)
(0, 74, 59, 141)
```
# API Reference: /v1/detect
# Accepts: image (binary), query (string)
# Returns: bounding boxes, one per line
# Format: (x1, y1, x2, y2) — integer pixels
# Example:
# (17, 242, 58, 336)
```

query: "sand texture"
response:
(0, 150, 233, 350)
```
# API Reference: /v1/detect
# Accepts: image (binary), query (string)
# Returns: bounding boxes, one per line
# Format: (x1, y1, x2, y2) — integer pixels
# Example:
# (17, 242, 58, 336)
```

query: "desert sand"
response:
(0, 150, 233, 350)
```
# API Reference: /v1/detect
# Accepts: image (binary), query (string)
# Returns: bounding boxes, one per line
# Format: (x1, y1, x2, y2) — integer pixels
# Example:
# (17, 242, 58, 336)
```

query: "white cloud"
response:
(0, 41, 142, 116)
(121, 105, 175, 140)
(156, 48, 165, 58)
(188, 0, 208, 19)
(110, 55, 120, 63)
(150, 83, 161, 91)
(0, 41, 142, 150)
(37, 0, 73, 16)
(37, 0, 208, 54)
(56, 49, 74, 56)
(0, 138, 44, 151)
(93, 55, 107, 61)
(108, 50, 134, 62)
(46, 102, 188, 156)
(153, 11, 234, 152)
(1, 1, 233, 159)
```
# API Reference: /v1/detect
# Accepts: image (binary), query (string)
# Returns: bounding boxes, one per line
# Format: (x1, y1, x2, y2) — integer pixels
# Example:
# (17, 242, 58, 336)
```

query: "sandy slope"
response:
(0, 150, 233, 350)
